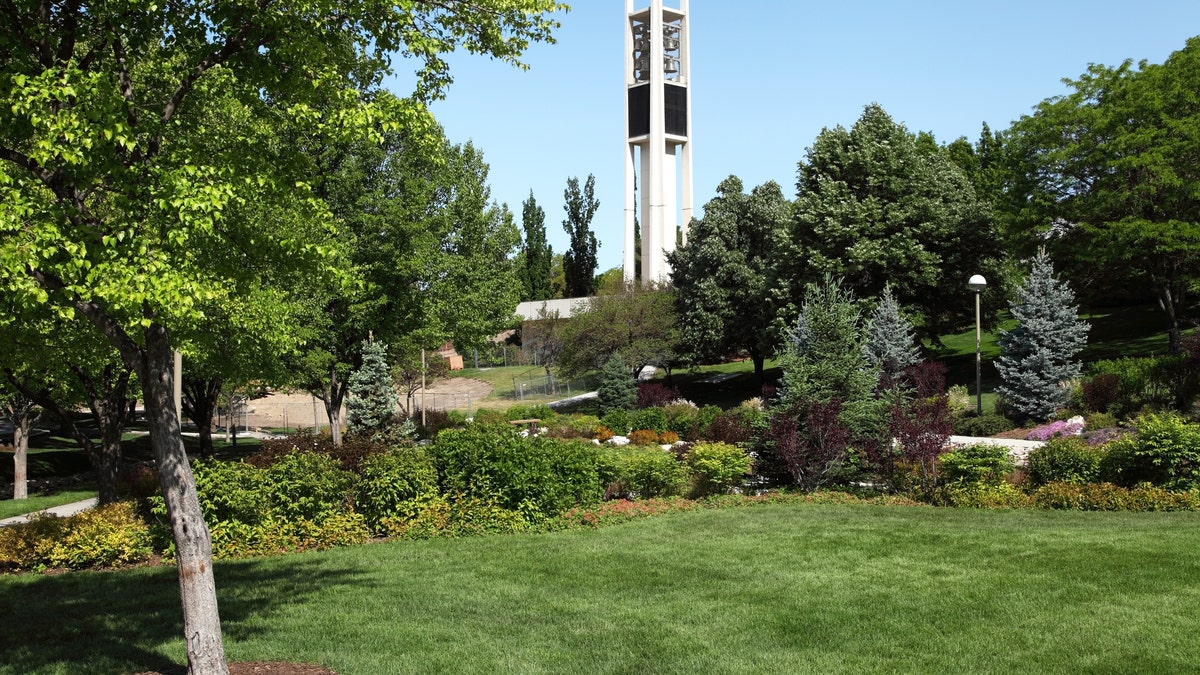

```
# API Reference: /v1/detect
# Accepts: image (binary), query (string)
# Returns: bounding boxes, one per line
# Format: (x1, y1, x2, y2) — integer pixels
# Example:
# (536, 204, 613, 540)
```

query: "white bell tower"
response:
(623, 0, 693, 283)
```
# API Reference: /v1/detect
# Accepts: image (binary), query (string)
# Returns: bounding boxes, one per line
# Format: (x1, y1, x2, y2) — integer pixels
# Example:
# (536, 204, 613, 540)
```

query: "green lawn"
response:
(3, 504, 1198, 674)
(0, 487, 96, 520)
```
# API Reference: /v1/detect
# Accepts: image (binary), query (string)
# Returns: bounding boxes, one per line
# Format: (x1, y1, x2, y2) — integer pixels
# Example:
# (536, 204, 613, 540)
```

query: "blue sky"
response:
(386, 1, 1200, 272)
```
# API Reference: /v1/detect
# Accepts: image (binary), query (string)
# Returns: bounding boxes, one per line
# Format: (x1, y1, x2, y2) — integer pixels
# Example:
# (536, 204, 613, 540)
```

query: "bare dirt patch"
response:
(239, 378, 495, 430)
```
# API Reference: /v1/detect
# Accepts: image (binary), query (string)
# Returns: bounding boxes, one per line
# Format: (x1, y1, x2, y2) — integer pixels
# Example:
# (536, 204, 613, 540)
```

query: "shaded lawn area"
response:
(2, 504, 1198, 674)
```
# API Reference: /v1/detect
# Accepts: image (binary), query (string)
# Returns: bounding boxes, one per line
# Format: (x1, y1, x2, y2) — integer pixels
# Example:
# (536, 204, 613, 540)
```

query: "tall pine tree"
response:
(995, 252, 1089, 423)
(520, 191, 553, 301)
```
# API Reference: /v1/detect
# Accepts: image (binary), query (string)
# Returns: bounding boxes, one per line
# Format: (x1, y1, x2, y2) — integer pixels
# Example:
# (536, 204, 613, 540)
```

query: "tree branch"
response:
(27, 268, 145, 373)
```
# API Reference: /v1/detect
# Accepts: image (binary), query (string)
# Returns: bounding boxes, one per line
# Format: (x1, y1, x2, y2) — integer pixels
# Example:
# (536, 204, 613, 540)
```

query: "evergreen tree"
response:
(562, 174, 600, 297)
(778, 277, 883, 438)
(520, 191, 553, 301)
(785, 103, 1003, 339)
(597, 352, 637, 416)
(995, 252, 1090, 423)
(864, 285, 921, 381)
(347, 339, 398, 435)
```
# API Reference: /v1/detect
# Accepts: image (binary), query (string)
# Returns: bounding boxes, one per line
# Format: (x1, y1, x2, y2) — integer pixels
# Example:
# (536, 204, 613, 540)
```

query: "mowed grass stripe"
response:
(2, 504, 1198, 674)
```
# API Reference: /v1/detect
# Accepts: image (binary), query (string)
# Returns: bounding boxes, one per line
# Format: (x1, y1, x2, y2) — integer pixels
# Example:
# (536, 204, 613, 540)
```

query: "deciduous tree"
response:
(562, 174, 600, 298)
(1004, 39, 1200, 351)
(0, 1, 565, 671)
(668, 176, 790, 382)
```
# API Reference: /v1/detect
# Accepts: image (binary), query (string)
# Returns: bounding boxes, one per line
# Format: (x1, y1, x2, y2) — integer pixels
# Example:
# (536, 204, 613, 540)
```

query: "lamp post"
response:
(968, 274, 987, 416)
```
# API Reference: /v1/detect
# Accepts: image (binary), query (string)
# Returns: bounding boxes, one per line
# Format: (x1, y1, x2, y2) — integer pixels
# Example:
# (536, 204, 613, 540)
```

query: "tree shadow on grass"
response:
(0, 557, 370, 674)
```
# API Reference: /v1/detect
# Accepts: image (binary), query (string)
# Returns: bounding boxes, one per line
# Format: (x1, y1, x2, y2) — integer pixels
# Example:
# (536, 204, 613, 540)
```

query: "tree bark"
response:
(321, 364, 346, 447)
(72, 364, 133, 505)
(3, 394, 41, 500)
(11, 410, 32, 500)
(141, 325, 229, 675)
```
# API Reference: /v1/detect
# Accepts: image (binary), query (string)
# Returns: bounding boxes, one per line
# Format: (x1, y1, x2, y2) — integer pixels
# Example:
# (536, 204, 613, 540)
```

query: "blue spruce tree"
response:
(347, 338, 398, 435)
(995, 252, 1089, 423)
(864, 284, 921, 381)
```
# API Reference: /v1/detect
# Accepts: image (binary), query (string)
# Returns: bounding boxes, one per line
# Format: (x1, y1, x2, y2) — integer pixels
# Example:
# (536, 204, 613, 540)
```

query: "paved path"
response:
(0, 497, 100, 527)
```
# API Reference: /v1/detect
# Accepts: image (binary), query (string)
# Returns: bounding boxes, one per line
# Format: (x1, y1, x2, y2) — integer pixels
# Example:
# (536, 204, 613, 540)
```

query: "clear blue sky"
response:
(386, 1, 1200, 273)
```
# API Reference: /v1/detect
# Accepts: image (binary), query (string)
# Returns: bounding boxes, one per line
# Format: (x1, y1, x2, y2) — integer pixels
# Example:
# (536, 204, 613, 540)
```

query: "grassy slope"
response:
(2, 504, 1198, 674)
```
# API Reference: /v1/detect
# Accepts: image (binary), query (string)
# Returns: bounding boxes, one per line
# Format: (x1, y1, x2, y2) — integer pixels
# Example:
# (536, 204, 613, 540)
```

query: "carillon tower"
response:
(624, 0, 693, 283)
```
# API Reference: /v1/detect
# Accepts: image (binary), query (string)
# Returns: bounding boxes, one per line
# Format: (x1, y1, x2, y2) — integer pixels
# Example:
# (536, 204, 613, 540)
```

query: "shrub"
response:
(432, 425, 602, 518)
(705, 407, 759, 445)
(627, 429, 660, 446)
(0, 502, 153, 571)
(505, 404, 555, 422)
(265, 452, 357, 523)
(1099, 413, 1200, 490)
(1032, 481, 1200, 511)
(600, 408, 631, 435)
(356, 446, 440, 533)
(1026, 436, 1105, 486)
(379, 494, 530, 539)
(637, 381, 680, 409)
(1085, 412, 1119, 430)
(192, 458, 271, 525)
(939, 444, 1015, 485)
(686, 442, 752, 497)
(946, 385, 971, 416)
(659, 430, 680, 445)
(628, 406, 669, 434)
(937, 481, 1031, 509)
(1081, 374, 1121, 414)
(593, 426, 615, 442)
(547, 414, 601, 439)
(417, 409, 456, 438)
(472, 409, 507, 425)
(763, 401, 865, 492)
(614, 447, 688, 498)
(694, 405, 723, 439)
(952, 413, 1015, 437)
(663, 402, 699, 439)
(117, 463, 160, 500)
(250, 429, 381, 473)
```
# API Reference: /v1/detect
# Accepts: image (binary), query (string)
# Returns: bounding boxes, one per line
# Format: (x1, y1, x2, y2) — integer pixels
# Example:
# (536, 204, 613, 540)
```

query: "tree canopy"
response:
(562, 174, 600, 298)
(0, 1, 565, 671)
(669, 175, 790, 381)
(1005, 38, 1200, 351)
(785, 104, 1004, 340)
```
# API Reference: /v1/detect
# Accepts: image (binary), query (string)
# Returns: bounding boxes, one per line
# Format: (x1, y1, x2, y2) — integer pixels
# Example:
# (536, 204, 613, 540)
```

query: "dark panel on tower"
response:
(628, 84, 650, 138)
(665, 84, 687, 136)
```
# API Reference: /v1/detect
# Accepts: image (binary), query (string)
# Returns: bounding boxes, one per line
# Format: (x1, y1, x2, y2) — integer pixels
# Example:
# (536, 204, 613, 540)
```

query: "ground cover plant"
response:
(2, 504, 1199, 674)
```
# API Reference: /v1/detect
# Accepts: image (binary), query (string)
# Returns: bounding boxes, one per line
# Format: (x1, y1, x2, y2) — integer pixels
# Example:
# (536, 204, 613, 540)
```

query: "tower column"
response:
(624, 0, 691, 284)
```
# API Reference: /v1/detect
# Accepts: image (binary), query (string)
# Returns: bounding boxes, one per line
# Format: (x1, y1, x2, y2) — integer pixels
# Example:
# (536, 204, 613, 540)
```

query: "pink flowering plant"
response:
(1026, 420, 1085, 442)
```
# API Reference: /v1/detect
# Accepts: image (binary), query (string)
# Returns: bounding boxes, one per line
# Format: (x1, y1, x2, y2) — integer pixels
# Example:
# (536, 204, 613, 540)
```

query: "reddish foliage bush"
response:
(764, 400, 852, 492)
(705, 409, 756, 445)
(637, 382, 681, 409)
(1082, 374, 1121, 414)
(248, 429, 382, 473)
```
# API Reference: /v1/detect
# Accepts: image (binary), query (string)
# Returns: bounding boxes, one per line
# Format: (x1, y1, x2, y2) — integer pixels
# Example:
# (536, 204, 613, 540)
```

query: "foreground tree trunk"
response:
(141, 326, 228, 674)
(318, 364, 347, 447)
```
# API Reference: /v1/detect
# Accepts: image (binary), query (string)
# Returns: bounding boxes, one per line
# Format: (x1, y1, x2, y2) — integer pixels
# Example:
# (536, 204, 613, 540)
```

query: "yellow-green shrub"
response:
(378, 494, 529, 539)
(686, 442, 752, 497)
(1032, 481, 1200, 511)
(936, 481, 1031, 509)
(0, 502, 152, 571)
